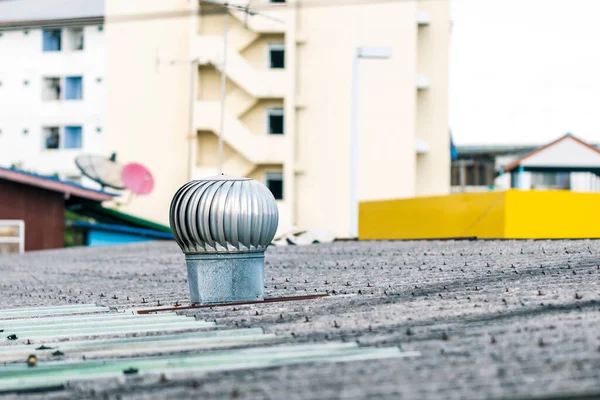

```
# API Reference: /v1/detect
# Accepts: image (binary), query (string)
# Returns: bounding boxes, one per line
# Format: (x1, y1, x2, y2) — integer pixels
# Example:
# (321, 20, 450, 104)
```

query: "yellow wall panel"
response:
(505, 190, 600, 238)
(359, 191, 506, 240)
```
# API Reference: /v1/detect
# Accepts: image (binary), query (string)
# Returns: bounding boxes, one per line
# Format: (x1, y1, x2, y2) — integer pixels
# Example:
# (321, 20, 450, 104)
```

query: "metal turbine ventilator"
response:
(169, 175, 279, 304)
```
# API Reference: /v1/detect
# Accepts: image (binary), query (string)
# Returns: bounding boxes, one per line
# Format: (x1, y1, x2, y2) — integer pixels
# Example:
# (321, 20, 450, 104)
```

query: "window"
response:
(65, 27, 84, 51)
(43, 126, 82, 150)
(268, 43, 285, 69)
(42, 29, 61, 51)
(65, 76, 83, 100)
(42, 77, 61, 100)
(64, 126, 83, 149)
(43, 127, 60, 149)
(266, 107, 284, 134)
(266, 172, 283, 200)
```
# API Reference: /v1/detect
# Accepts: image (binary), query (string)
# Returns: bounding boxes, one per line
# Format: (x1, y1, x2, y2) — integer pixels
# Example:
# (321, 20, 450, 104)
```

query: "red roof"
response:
(0, 167, 115, 202)
(502, 133, 600, 172)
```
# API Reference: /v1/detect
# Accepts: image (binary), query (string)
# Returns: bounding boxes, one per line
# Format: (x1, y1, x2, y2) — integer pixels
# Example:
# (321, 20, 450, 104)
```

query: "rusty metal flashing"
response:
(136, 294, 330, 314)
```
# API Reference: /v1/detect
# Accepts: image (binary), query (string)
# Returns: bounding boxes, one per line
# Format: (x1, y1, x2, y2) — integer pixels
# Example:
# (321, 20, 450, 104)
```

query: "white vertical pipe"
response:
(349, 50, 359, 238)
(187, 60, 197, 181)
(217, 10, 229, 174)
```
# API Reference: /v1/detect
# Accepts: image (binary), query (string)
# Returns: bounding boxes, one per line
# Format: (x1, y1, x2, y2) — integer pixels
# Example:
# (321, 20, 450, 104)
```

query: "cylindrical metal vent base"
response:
(185, 252, 265, 304)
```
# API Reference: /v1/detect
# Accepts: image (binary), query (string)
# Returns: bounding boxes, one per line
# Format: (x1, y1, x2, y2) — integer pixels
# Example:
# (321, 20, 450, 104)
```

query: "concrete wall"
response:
(104, 0, 192, 225)
(239, 99, 284, 136)
(0, 25, 105, 179)
(415, 0, 451, 196)
(240, 33, 285, 69)
(295, 2, 419, 236)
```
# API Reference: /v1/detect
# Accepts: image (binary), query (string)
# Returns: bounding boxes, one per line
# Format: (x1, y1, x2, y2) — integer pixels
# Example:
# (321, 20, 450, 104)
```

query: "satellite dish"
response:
(121, 163, 154, 195)
(75, 153, 125, 190)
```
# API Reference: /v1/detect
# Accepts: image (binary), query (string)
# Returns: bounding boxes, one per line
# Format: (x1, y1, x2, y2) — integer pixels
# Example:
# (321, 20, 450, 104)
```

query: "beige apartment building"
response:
(105, 0, 450, 238)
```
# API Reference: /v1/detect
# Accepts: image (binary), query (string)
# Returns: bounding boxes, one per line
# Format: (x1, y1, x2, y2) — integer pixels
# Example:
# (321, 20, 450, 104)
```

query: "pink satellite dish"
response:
(121, 163, 154, 195)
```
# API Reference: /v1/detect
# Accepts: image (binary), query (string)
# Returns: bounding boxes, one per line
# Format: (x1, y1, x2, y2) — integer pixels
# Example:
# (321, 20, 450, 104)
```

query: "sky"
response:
(450, 0, 600, 146)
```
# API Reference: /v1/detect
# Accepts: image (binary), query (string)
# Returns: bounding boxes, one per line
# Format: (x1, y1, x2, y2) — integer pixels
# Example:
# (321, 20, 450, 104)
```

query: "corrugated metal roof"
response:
(0, 166, 116, 202)
(0, 304, 414, 394)
(0, 0, 104, 24)
(2, 240, 599, 398)
(68, 221, 174, 240)
(69, 203, 173, 233)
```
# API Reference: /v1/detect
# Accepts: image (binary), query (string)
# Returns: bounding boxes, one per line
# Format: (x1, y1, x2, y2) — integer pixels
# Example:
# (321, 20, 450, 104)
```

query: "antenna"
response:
(75, 154, 125, 190)
(121, 163, 155, 196)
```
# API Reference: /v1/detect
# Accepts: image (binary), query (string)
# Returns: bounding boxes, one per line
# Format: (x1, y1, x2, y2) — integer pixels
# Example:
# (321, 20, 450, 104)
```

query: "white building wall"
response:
(0, 25, 105, 179)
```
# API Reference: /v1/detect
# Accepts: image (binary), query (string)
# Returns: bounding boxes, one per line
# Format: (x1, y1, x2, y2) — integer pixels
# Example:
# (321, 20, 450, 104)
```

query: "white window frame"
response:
(265, 107, 284, 135)
(0, 220, 25, 254)
(265, 172, 284, 200)
(64, 27, 84, 51)
(42, 76, 62, 101)
(266, 42, 285, 69)
(42, 76, 83, 101)
(42, 125, 83, 150)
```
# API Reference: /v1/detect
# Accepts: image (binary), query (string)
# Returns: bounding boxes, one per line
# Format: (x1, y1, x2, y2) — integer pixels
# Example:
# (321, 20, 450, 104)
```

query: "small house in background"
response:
(451, 144, 537, 192)
(501, 133, 600, 191)
(0, 167, 173, 254)
(0, 166, 114, 252)
(451, 134, 600, 193)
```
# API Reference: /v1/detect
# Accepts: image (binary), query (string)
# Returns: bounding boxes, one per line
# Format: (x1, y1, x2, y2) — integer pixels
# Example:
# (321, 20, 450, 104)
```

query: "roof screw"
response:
(142, 298, 147, 303)
(123, 367, 139, 375)
(441, 331, 449, 341)
(538, 290, 544, 296)
(157, 300, 161, 306)
(27, 354, 37, 367)
(112, 295, 118, 300)
(406, 327, 413, 336)
(333, 321, 340, 328)
(575, 293, 583, 300)
(255, 311, 260, 316)
(538, 338, 547, 347)
(26, 339, 31, 345)
(490, 336, 497, 344)
(99, 293, 105, 298)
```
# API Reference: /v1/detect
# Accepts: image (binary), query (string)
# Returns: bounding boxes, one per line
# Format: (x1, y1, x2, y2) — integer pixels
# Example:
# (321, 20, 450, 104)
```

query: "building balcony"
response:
(416, 73, 430, 90)
(194, 100, 286, 166)
(193, 36, 286, 99)
(416, 10, 430, 27)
